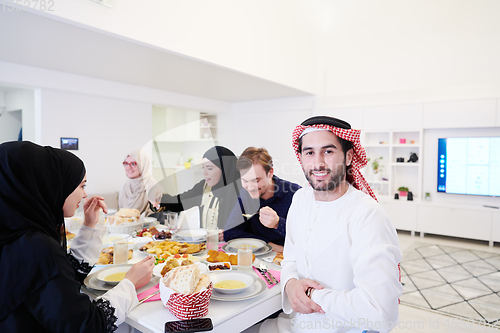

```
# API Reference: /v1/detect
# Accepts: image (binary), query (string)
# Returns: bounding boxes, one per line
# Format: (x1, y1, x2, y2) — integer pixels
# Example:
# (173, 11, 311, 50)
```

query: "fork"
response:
(242, 212, 258, 219)
(138, 290, 159, 304)
(259, 262, 279, 285)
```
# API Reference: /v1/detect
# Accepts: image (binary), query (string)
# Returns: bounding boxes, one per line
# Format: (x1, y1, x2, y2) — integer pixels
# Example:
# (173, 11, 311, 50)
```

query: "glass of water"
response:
(113, 238, 128, 265)
(237, 244, 253, 271)
(206, 227, 219, 251)
(166, 212, 178, 230)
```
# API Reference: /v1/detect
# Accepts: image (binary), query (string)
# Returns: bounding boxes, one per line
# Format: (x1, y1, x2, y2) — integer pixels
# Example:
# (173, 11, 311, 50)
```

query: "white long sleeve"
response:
(311, 210, 403, 332)
(280, 194, 300, 314)
(71, 224, 106, 265)
(98, 278, 139, 326)
(278, 186, 403, 333)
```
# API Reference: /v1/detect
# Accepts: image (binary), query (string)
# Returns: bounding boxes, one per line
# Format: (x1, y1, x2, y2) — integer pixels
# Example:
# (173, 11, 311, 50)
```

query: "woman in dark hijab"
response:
(0, 141, 154, 332)
(149, 146, 241, 233)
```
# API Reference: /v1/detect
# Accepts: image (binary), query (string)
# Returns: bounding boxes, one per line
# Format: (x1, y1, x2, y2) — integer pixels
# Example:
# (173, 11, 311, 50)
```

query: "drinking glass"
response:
(206, 227, 219, 251)
(113, 238, 128, 265)
(166, 212, 178, 230)
(237, 244, 253, 271)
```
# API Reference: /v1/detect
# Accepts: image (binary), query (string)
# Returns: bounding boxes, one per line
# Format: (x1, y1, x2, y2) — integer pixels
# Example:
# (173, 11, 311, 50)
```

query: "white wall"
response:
(317, 0, 500, 105)
(0, 89, 36, 143)
(39, 89, 152, 195)
(219, 97, 315, 187)
(0, 109, 21, 143)
(5, 89, 37, 142)
(225, 96, 500, 210)
(28, 0, 318, 94)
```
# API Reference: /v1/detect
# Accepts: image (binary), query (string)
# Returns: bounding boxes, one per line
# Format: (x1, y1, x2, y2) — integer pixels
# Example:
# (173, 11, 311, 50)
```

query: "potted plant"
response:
(398, 186, 409, 197)
(367, 157, 384, 176)
(184, 157, 193, 169)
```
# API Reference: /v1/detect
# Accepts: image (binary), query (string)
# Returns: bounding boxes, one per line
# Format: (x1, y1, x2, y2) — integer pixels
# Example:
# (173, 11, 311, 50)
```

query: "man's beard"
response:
(305, 163, 346, 192)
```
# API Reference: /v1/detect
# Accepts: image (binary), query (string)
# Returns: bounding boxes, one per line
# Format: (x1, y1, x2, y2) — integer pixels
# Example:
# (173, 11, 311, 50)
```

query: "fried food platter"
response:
(139, 240, 206, 257)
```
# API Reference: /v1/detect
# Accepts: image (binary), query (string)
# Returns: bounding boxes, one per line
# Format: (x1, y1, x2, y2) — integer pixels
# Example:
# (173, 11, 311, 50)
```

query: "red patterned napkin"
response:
(136, 284, 160, 303)
(253, 267, 281, 288)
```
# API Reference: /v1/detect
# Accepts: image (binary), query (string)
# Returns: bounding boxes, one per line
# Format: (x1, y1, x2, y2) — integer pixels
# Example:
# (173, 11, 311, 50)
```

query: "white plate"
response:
(108, 234, 132, 243)
(227, 238, 267, 251)
(210, 271, 255, 294)
(144, 217, 157, 223)
(84, 272, 114, 291)
(96, 265, 132, 285)
(153, 262, 208, 278)
(84, 264, 134, 291)
(143, 217, 158, 228)
(222, 243, 273, 256)
(209, 272, 266, 301)
(128, 237, 153, 248)
(176, 229, 207, 242)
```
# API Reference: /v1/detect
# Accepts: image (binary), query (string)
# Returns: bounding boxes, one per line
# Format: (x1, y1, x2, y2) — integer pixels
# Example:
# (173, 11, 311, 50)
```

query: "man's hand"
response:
(83, 196, 107, 229)
(268, 242, 284, 252)
(259, 206, 280, 229)
(285, 278, 325, 314)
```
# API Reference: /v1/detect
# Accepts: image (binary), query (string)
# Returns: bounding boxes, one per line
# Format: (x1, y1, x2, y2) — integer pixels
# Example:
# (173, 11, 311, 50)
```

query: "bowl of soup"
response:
(209, 271, 255, 294)
(96, 265, 132, 285)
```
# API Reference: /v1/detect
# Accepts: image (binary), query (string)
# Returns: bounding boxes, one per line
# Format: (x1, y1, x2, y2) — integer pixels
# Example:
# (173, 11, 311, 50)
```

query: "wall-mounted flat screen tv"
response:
(60, 137, 79, 150)
(437, 137, 500, 196)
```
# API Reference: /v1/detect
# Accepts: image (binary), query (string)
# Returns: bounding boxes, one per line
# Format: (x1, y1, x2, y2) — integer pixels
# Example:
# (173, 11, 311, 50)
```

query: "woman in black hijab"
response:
(149, 146, 241, 233)
(0, 141, 154, 332)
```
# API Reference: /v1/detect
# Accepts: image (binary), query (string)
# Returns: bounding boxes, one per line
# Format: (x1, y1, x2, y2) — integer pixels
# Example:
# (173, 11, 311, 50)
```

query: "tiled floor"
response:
(396, 232, 500, 332)
(243, 232, 500, 333)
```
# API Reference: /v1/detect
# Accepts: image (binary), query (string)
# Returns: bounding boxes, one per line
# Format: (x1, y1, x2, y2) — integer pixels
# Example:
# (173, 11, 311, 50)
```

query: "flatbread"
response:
(114, 208, 140, 225)
(162, 265, 201, 294)
(193, 274, 210, 293)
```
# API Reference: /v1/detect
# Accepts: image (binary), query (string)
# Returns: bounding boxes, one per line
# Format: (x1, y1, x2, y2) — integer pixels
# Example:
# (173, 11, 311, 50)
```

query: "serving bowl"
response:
(96, 265, 132, 285)
(175, 229, 207, 242)
(209, 271, 255, 294)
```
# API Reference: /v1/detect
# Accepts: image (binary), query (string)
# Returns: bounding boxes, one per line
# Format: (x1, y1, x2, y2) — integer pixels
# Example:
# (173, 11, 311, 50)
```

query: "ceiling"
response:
(0, 10, 313, 103)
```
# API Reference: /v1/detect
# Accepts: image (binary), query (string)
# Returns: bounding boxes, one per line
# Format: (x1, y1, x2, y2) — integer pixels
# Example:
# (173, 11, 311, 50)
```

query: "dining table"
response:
(82, 238, 283, 333)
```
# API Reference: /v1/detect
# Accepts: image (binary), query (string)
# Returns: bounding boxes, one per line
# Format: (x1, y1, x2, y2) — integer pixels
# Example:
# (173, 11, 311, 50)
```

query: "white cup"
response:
(113, 238, 128, 265)
(237, 244, 253, 271)
(206, 227, 219, 252)
(166, 212, 178, 230)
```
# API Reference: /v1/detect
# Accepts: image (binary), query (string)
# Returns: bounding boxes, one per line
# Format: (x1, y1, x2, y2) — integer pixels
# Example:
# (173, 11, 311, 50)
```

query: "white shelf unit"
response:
(362, 129, 423, 201)
(151, 107, 218, 193)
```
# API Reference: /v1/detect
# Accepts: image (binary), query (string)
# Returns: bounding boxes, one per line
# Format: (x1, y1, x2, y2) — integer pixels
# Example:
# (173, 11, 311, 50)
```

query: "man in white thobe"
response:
(260, 116, 403, 333)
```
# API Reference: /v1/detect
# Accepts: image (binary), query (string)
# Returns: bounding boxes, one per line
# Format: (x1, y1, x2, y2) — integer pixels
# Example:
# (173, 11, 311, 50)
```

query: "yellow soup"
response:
(104, 272, 127, 282)
(214, 280, 246, 289)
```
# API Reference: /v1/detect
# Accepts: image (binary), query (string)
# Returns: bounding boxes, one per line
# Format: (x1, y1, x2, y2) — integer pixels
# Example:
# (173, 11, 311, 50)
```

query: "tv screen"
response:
(60, 137, 79, 150)
(437, 137, 500, 196)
